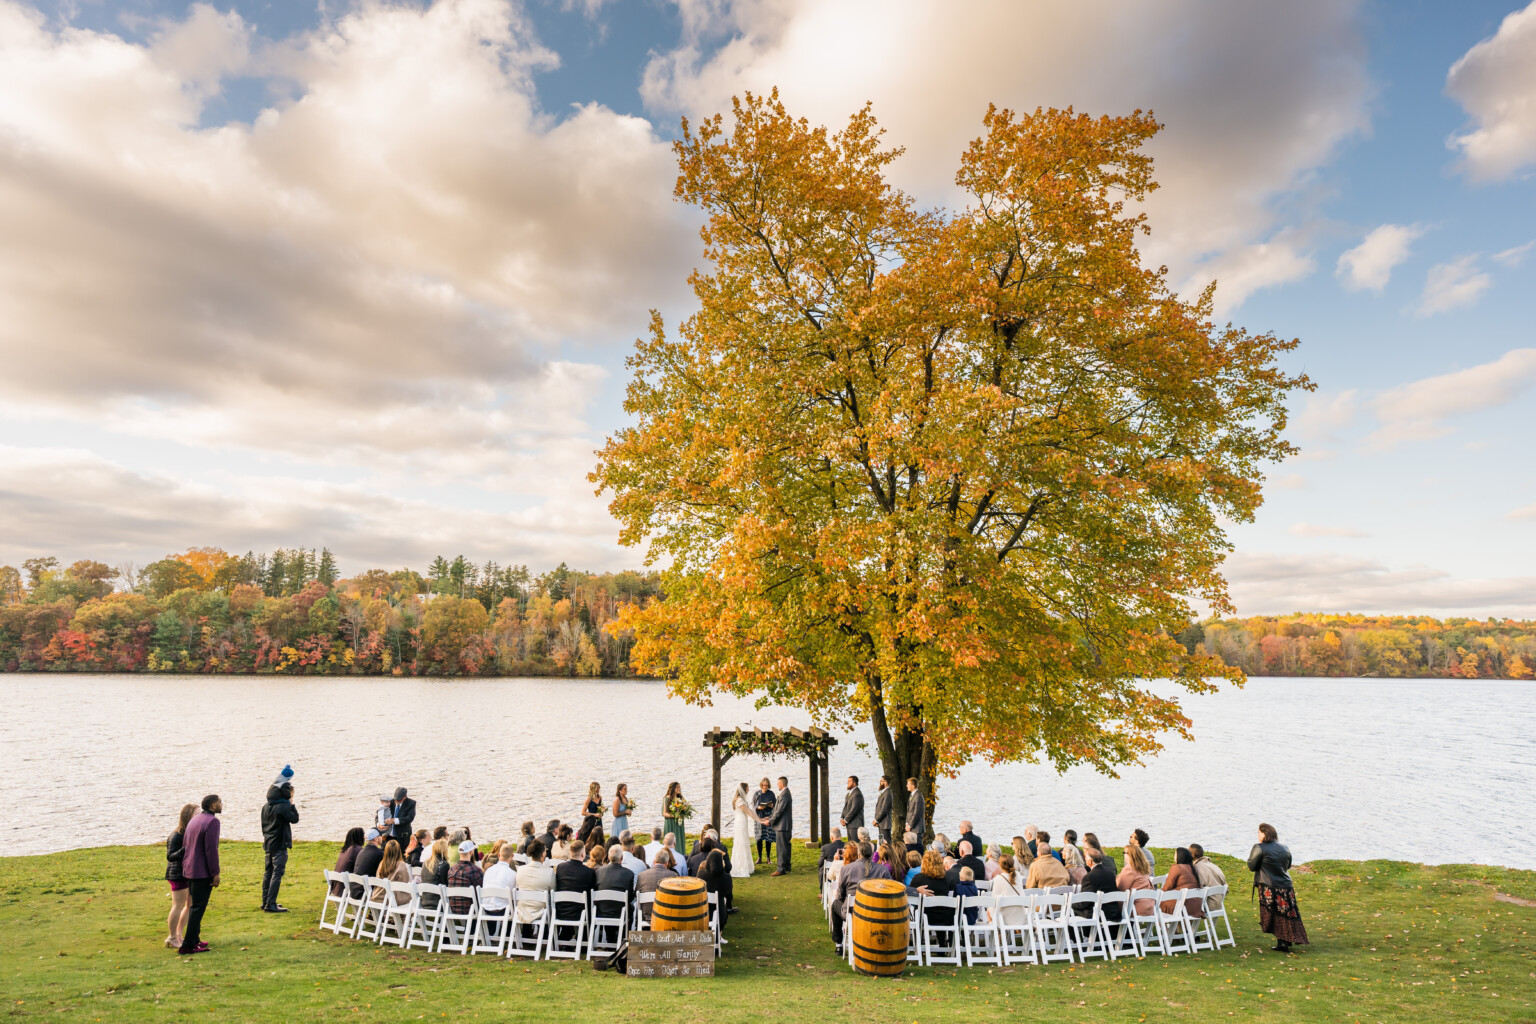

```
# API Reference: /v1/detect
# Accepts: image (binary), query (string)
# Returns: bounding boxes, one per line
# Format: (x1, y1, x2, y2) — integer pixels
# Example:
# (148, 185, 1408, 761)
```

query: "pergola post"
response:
(807, 753, 819, 846)
(819, 750, 831, 844)
(710, 740, 723, 832)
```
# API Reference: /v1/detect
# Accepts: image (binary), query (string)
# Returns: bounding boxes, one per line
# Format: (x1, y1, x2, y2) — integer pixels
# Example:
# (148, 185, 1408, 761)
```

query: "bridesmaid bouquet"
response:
(668, 798, 695, 820)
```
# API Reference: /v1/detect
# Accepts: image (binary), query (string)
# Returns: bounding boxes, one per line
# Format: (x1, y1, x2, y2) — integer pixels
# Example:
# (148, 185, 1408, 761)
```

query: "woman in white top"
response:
(729, 783, 755, 878)
(988, 854, 1029, 925)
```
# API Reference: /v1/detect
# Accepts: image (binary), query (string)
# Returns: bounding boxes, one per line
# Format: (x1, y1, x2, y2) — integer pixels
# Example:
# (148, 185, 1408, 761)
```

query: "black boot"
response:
(1272, 940, 1291, 952)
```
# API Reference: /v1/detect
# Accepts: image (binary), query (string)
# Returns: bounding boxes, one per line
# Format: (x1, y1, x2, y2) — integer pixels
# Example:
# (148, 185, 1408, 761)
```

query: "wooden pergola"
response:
(703, 726, 838, 845)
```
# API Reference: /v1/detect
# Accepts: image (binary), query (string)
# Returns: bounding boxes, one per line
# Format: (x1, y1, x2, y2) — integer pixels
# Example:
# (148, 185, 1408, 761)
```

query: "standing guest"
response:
(447, 840, 484, 914)
(516, 821, 537, 854)
(353, 828, 387, 896)
(611, 783, 634, 839)
(1117, 843, 1155, 916)
(1076, 848, 1123, 924)
(958, 821, 983, 860)
(662, 782, 690, 853)
(1189, 843, 1228, 909)
(1160, 847, 1207, 919)
(1248, 823, 1309, 952)
(578, 782, 604, 843)
(405, 829, 429, 868)
(375, 795, 394, 836)
(331, 827, 365, 896)
(481, 843, 517, 922)
(537, 819, 559, 855)
(1060, 841, 1088, 885)
(904, 778, 925, 841)
(697, 848, 735, 930)
(163, 803, 196, 949)
(753, 778, 777, 864)
(1025, 837, 1070, 889)
(388, 788, 416, 850)
(1132, 828, 1156, 875)
(370, 840, 412, 905)
(260, 775, 299, 913)
(872, 776, 892, 843)
(515, 839, 555, 937)
(829, 842, 871, 953)
(765, 776, 794, 876)
(178, 794, 222, 955)
(839, 776, 865, 835)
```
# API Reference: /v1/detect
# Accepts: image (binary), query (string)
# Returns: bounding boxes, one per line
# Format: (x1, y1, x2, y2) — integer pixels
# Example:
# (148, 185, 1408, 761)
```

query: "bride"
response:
(729, 782, 755, 877)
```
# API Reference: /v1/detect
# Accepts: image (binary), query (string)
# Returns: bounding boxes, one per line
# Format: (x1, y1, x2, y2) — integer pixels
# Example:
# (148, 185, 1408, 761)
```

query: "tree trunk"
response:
(869, 680, 938, 844)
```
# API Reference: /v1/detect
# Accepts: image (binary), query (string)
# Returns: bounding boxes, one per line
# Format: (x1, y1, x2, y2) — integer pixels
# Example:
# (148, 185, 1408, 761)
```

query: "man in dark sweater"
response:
(944, 840, 986, 886)
(259, 777, 299, 913)
(957, 821, 983, 861)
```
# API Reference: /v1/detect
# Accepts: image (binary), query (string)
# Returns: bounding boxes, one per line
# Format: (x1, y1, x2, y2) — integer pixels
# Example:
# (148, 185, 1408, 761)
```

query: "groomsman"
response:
(839, 776, 864, 835)
(872, 776, 892, 843)
(904, 777, 925, 841)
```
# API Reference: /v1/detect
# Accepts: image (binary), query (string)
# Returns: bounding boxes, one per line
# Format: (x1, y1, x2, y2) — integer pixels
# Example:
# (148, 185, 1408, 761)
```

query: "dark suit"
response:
(686, 847, 712, 877)
(959, 831, 983, 859)
(872, 785, 891, 842)
(830, 858, 871, 946)
(593, 864, 634, 940)
(388, 797, 416, 847)
(945, 855, 987, 886)
(840, 786, 864, 833)
(1077, 859, 1123, 923)
(818, 839, 846, 880)
(770, 787, 793, 873)
(536, 831, 556, 855)
(904, 788, 925, 839)
(553, 860, 596, 921)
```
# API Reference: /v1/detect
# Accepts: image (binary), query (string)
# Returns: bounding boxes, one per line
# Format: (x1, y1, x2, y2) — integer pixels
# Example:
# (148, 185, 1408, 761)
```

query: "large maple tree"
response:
(593, 92, 1309, 835)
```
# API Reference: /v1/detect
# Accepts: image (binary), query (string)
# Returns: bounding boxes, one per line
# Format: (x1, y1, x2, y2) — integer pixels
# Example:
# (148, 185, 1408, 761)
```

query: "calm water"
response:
(2, 674, 1531, 867)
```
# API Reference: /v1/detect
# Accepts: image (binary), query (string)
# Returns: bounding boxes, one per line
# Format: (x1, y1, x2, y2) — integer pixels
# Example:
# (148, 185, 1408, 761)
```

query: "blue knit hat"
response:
(272, 764, 294, 786)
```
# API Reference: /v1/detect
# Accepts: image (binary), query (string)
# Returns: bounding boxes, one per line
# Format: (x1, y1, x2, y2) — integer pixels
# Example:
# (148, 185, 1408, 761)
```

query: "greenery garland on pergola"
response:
(704, 727, 838, 844)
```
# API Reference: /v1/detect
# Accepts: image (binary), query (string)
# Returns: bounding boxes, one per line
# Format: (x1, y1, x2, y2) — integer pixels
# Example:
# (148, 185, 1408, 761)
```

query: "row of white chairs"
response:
(318, 871, 723, 960)
(842, 885, 1234, 968)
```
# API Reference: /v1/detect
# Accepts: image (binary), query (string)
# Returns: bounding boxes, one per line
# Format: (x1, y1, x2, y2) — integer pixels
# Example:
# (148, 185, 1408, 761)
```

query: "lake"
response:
(3, 674, 1531, 867)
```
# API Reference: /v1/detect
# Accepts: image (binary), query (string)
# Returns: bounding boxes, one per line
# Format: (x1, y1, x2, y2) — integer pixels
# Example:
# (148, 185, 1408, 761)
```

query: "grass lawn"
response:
(2, 840, 1533, 1022)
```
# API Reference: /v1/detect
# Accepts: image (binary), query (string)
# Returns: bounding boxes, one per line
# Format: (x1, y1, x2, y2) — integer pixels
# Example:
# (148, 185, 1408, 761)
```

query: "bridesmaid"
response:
(611, 783, 634, 838)
(663, 781, 688, 852)
(577, 782, 604, 843)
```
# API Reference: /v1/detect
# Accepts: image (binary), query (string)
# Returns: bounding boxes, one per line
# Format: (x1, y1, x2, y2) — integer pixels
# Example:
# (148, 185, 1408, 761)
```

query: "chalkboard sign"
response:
(626, 930, 716, 978)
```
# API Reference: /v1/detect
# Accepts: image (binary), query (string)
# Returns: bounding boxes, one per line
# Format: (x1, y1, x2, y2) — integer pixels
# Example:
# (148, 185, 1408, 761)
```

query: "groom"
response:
(760, 776, 793, 876)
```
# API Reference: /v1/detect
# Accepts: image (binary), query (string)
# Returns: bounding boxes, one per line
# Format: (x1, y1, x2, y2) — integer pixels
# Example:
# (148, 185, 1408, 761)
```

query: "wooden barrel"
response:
(850, 878, 909, 977)
(652, 877, 709, 932)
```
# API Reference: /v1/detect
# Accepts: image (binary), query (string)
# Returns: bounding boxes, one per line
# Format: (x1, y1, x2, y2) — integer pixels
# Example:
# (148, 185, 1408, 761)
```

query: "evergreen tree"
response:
(317, 548, 338, 586)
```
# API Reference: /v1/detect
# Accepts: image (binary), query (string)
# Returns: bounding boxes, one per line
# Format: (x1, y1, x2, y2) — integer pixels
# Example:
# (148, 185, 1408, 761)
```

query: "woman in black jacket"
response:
(697, 849, 734, 931)
(164, 803, 196, 949)
(1248, 822, 1309, 952)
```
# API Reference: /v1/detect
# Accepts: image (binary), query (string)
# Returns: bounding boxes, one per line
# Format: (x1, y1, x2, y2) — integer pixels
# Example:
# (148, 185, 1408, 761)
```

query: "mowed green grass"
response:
(1, 840, 1533, 1022)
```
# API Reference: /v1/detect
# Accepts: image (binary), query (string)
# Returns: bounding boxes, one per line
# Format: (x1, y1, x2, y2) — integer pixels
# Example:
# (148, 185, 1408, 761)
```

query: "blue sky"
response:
(0, 0, 1533, 616)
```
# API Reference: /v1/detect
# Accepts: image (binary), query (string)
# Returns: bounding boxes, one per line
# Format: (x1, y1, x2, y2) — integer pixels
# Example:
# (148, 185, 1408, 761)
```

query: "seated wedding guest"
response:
(1188, 844, 1227, 909)
(644, 826, 664, 865)
(958, 821, 983, 859)
(1083, 832, 1111, 869)
(909, 850, 954, 941)
(819, 827, 845, 879)
(432, 825, 449, 842)
(687, 835, 717, 877)
(446, 829, 464, 866)
(405, 829, 430, 868)
(554, 840, 597, 931)
(1061, 840, 1088, 885)
(418, 839, 450, 908)
(597, 844, 637, 895)
(481, 843, 517, 919)
(1076, 847, 1123, 923)
(370, 840, 413, 905)
(636, 850, 675, 922)
(516, 821, 536, 854)
(1117, 843, 1155, 916)
(515, 840, 555, 935)
(946, 841, 986, 886)
(867, 843, 893, 881)
(537, 820, 559, 854)
(462, 826, 482, 863)
(620, 834, 648, 875)
(903, 850, 922, 885)
(661, 833, 684, 874)
(1023, 825, 1039, 856)
(989, 854, 1028, 926)
(953, 865, 980, 925)
(551, 824, 574, 862)
(447, 840, 484, 914)
(984, 844, 1002, 880)
(826, 841, 853, 889)
(1160, 847, 1207, 919)
(1012, 835, 1035, 868)
(1039, 830, 1065, 863)
(1132, 828, 1156, 875)
(931, 833, 951, 856)
(830, 843, 873, 953)
(1025, 836, 1070, 889)
(489, 838, 507, 867)
(331, 827, 365, 895)
(1063, 829, 1084, 864)
(586, 842, 607, 871)
(697, 848, 734, 930)
(352, 829, 386, 896)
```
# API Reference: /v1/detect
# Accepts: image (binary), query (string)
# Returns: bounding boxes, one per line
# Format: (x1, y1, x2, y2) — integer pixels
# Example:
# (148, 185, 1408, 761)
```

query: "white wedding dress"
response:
(730, 795, 755, 877)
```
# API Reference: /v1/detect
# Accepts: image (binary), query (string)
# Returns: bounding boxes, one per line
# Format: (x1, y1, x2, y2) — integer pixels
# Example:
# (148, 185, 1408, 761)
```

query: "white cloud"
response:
(1447, 1, 1536, 181)
(1288, 522, 1369, 538)
(1416, 255, 1492, 315)
(642, 0, 1369, 313)
(1508, 503, 1536, 521)
(1492, 240, 1535, 266)
(1225, 551, 1536, 617)
(1369, 347, 1536, 447)
(1293, 388, 1360, 442)
(1336, 223, 1423, 292)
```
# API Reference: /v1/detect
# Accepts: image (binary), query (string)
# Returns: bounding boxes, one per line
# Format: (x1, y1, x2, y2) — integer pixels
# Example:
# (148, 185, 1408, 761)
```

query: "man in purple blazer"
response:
(179, 794, 222, 955)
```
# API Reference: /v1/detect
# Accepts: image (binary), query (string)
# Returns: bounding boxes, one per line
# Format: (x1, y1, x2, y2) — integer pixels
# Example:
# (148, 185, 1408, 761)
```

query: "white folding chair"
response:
(1128, 889, 1166, 955)
(974, 878, 993, 892)
(1100, 890, 1138, 960)
(513, 853, 529, 866)
(1186, 887, 1214, 952)
(379, 881, 417, 947)
(1066, 891, 1110, 962)
(473, 886, 514, 955)
(906, 894, 923, 965)
(635, 891, 657, 930)
(354, 878, 392, 942)
(1031, 892, 1075, 965)
(706, 892, 724, 953)
(1151, 875, 1166, 888)
(1159, 889, 1197, 955)
(589, 889, 629, 958)
(407, 883, 445, 951)
(336, 873, 370, 937)
(546, 893, 589, 960)
(960, 895, 1002, 965)
(1203, 884, 1236, 949)
(919, 896, 961, 966)
(320, 871, 348, 933)
(507, 890, 550, 960)
(438, 887, 479, 954)
(994, 894, 1036, 965)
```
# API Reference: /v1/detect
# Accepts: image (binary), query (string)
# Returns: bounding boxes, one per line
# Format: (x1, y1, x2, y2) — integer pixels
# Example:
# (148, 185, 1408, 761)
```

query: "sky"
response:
(0, 0, 1533, 617)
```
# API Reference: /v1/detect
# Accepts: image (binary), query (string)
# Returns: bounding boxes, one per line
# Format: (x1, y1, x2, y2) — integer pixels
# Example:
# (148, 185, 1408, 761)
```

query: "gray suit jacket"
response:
(840, 787, 864, 831)
(770, 787, 793, 835)
(872, 786, 891, 828)
(905, 788, 925, 837)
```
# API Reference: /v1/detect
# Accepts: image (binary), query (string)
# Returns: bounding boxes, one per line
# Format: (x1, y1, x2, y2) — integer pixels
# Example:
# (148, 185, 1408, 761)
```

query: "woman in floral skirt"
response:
(1248, 822, 1309, 952)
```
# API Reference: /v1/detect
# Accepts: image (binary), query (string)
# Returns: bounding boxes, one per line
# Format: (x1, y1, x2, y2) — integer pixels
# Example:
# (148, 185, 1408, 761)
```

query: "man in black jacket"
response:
(350, 829, 386, 898)
(817, 828, 846, 882)
(537, 819, 560, 856)
(958, 821, 983, 860)
(686, 835, 717, 877)
(388, 787, 415, 849)
(1076, 847, 1123, 923)
(553, 841, 597, 945)
(259, 779, 299, 913)
(943, 840, 986, 886)
(594, 845, 636, 942)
